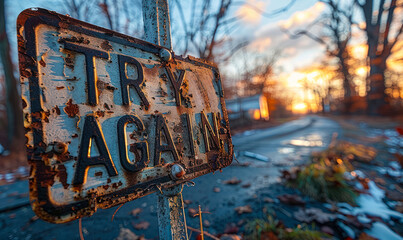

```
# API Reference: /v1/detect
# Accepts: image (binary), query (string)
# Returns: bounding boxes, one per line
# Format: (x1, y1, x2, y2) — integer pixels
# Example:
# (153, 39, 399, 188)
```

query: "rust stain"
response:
(95, 110, 105, 118)
(39, 58, 46, 67)
(20, 68, 32, 78)
(31, 111, 50, 123)
(97, 80, 116, 95)
(66, 77, 77, 81)
(64, 54, 75, 70)
(22, 98, 27, 109)
(59, 36, 90, 44)
(64, 99, 79, 118)
(58, 21, 69, 29)
(100, 40, 113, 51)
(53, 106, 61, 115)
(57, 165, 69, 189)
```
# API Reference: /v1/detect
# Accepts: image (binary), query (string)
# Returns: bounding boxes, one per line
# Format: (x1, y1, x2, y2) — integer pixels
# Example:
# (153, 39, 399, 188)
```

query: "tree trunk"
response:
(0, 0, 24, 148)
(340, 59, 353, 114)
(367, 55, 388, 115)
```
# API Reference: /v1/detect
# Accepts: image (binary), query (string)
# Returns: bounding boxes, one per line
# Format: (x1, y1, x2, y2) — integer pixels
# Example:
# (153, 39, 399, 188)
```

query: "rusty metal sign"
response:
(17, 8, 233, 223)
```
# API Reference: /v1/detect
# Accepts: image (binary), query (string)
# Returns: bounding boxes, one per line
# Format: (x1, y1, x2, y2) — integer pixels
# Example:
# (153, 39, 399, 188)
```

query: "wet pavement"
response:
(0, 116, 348, 239)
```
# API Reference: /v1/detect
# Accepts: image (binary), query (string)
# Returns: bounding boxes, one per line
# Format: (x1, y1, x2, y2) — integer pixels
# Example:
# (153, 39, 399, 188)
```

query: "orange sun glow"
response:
(292, 102, 308, 114)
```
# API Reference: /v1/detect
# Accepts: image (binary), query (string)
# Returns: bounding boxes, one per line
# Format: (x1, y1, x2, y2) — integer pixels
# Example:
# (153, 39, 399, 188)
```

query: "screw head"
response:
(159, 48, 172, 62)
(53, 142, 68, 154)
(170, 164, 186, 180)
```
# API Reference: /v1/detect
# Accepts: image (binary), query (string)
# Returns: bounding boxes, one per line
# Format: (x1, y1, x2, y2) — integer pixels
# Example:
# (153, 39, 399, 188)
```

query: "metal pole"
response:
(142, 1, 188, 239)
(142, 0, 172, 49)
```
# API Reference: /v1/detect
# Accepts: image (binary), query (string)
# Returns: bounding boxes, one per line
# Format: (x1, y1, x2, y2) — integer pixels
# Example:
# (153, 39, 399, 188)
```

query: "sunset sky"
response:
(4, 0, 403, 113)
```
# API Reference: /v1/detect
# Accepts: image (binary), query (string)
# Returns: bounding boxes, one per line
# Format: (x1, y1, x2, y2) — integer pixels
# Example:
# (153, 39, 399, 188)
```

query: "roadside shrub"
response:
(244, 215, 327, 240)
(283, 141, 360, 205)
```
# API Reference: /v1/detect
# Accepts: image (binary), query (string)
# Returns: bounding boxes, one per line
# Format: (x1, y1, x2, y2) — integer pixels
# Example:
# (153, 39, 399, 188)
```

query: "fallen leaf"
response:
(241, 183, 251, 188)
(396, 127, 403, 136)
(294, 208, 336, 224)
(130, 208, 142, 216)
(188, 208, 198, 217)
(374, 177, 386, 185)
(224, 223, 239, 234)
(133, 221, 150, 230)
(358, 177, 370, 190)
(263, 197, 274, 203)
(260, 231, 278, 240)
(220, 234, 242, 240)
(115, 227, 143, 240)
(223, 177, 241, 185)
(29, 216, 39, 222)
(234, 205, 252, 215)
(213, 187, 221, 193)
(321, 226, 334, 236)
(277, 194, 305, 206)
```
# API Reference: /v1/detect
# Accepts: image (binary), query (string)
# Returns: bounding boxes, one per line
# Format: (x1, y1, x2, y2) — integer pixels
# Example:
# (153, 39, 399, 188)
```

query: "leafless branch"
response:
(232, 0, 296, 18)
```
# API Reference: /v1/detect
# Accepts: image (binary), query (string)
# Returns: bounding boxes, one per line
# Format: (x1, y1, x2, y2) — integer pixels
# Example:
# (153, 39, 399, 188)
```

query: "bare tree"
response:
(172, 0, 297, 63)
(171, 0, 240, 63)
(0, 0, 23, 148)
(234, 49, 278, 97)
(64, 0, 143, 37)
(284, 0, 356, 113)
(355, 0, 403, 115)
(64, 0, 96, 22)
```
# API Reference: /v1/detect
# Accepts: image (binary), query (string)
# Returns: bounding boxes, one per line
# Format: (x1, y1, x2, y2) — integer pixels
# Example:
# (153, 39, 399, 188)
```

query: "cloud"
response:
(283, 47, 297, 56)
(278, 2, 325, 29)
(249, 37, 272, 52)
(237, 0, 268, 24)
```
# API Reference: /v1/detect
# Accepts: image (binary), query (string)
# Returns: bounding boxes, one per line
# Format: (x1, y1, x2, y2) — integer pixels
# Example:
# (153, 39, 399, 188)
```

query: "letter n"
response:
(201, 112, 221, 152)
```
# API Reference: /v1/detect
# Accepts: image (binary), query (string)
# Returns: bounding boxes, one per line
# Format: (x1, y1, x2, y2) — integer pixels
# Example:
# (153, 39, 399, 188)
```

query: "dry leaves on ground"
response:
(294, 208, 336, 224)
(223, 177, 242, 185)
(188, 208, 198, 217)
(130, 208, 142, 216)
(132, 221, 150, 230)
(277, 194, 305, 206)
(234, 205, 252, 215)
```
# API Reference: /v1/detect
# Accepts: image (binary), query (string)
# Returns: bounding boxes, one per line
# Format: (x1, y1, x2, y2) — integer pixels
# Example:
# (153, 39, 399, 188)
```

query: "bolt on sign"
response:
(17, 8, 233, 223)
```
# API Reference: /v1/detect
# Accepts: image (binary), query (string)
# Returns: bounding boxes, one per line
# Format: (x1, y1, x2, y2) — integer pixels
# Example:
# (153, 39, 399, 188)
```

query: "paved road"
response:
(0, 115, 341, 240)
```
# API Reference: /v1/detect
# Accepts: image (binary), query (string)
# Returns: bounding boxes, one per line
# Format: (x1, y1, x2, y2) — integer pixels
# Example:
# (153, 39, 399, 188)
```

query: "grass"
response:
(244, 214, 328, 240)
(290, 161, 357, 205)
(284, 141, 361, 205)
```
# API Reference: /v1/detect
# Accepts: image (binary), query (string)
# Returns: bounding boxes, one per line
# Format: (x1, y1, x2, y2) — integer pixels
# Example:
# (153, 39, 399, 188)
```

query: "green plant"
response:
(244, 215, 328, 240)
(244, 214, 279, 239)
(280, 226, 327, 240)
(291, 160, 357, 205)
(284, 143, 358, 205)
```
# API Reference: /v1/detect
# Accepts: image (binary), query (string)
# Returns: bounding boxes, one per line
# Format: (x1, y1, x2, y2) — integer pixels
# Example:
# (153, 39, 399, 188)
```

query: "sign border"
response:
(17, 8, 233, 223)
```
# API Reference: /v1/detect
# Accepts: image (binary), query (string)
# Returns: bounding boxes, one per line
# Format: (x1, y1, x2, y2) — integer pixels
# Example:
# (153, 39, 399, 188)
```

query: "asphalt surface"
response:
(0, 115, 342, 240)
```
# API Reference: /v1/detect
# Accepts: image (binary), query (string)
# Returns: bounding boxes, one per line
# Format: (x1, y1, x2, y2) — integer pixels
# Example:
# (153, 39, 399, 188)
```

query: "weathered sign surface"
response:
(17, 8, 233, 223)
